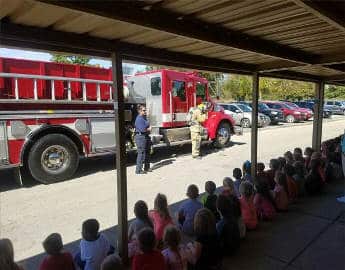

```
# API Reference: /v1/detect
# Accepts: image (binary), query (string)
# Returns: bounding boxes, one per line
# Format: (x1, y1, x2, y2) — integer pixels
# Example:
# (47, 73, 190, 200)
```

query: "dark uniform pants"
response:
(135, 134, 151, 173)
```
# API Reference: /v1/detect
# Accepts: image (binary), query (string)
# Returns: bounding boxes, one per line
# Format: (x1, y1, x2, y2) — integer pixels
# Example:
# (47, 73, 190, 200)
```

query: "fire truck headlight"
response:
(11, 121, 29, 138)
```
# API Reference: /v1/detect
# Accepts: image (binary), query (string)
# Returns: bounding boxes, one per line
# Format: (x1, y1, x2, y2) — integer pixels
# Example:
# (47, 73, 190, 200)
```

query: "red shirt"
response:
(132, 250, 166, 270)
(39, 252, 75, 270)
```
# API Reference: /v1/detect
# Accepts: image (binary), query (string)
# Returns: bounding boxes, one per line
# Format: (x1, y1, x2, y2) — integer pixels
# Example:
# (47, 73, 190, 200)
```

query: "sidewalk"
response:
(20, 178, 344, 270)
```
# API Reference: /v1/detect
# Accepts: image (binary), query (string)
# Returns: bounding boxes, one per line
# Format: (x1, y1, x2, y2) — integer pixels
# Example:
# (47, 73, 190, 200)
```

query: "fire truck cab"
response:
(126, 70, 235, 148)
(0, 58, 235, 184)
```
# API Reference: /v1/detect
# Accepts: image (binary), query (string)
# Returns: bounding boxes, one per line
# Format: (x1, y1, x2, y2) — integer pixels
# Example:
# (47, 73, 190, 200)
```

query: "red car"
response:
(283, 101, 313, 120)
(262, 101, 303, 123)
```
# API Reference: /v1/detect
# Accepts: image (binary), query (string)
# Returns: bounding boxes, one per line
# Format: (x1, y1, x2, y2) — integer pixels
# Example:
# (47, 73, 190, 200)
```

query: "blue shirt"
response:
(234, 178, 241, 198)
(135, 115, 149, 133)
(341, 133, 345, 154)
(178, 199, 203, 235)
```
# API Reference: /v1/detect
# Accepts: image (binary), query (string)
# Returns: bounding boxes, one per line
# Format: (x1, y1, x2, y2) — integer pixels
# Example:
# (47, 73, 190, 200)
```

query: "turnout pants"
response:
(190, 125, 202, 157)
(135, 134, 151, 173)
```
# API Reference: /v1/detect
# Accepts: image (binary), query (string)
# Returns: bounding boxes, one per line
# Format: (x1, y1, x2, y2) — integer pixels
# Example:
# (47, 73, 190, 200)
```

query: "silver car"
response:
(325, 101, 345, 115)
(219, 103, 270, 128)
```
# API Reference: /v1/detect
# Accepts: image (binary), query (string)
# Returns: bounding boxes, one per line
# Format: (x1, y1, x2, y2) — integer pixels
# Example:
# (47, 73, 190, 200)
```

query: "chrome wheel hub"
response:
(217, 127, 230, 145)
(41, 145, 70, 174)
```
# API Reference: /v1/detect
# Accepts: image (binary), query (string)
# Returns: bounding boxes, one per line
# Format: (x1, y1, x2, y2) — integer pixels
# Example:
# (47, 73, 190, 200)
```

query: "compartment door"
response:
(0, 121, 9, 165)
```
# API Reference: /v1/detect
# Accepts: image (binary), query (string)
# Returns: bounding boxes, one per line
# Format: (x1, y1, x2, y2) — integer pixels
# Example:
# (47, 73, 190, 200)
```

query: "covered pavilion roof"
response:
(0, 0, 345, 85)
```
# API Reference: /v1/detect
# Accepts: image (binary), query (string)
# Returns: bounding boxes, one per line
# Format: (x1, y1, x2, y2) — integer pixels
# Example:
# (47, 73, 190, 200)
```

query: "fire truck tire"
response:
(214, 122, 231, 148)
(27, 134, 79, 184)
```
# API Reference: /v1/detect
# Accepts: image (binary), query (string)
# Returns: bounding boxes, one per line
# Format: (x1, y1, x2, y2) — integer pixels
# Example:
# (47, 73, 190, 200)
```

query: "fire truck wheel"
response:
(27, 134, 79, 184)
(214, 122, 231, 148)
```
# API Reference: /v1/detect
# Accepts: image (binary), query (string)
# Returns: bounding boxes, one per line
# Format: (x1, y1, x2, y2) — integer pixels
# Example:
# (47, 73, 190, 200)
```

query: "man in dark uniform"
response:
(134, 105, 152, 174)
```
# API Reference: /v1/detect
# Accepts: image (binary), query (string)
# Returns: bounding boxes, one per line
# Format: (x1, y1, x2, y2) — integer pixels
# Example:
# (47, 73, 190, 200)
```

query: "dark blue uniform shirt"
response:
(135, 115, 149, 133)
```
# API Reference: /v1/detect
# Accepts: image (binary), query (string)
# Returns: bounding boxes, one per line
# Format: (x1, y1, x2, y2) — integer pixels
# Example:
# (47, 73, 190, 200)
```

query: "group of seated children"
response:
(1, 139, 343, 270)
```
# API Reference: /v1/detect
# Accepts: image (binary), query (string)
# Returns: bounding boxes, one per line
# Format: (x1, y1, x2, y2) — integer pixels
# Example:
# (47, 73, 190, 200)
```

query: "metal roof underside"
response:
(0, 0, 344, 85)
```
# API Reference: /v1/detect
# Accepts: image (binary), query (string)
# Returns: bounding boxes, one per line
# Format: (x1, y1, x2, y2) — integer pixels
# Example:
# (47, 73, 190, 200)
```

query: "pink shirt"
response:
(239, 196, 258, 229)
(273, 184, 289, 211)
(149, 210, 173, 241)
(253, 193, 276, 220)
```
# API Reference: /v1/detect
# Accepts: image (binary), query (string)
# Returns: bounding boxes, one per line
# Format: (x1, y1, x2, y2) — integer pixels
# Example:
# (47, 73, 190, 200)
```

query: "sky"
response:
(0, 47, 146, 75)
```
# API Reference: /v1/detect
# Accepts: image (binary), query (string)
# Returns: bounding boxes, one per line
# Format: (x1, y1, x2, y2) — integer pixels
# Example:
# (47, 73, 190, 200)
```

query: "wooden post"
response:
(251, 72, 259, 180)
(312, 81, 324, 151)
(111, 52, 128, 262)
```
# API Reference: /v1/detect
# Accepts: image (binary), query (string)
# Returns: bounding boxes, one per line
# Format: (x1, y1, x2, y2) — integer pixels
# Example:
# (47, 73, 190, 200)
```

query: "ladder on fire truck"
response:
(0, 72, 114, 104)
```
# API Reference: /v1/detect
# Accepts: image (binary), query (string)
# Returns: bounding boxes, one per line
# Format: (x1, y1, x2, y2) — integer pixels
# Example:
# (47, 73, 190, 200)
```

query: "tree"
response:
(50, 54, 91, 65)
(325, 85, 345, 99)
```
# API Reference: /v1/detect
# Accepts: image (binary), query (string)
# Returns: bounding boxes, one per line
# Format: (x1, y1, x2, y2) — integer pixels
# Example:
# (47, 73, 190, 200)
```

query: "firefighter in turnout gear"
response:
(189, 103, 208, 159)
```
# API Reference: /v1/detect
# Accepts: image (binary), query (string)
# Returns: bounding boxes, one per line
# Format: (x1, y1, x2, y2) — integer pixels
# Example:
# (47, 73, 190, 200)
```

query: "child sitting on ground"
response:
(304, 147, 314, 170)
(284, 151, 294, 165)
(272, 171, 289, 211)
(187, 208, 221, 270)
(239, 181, 258, 230)
(253, 181, 276, 221)
(222, 177, 246, 238)
(266, 159, 280, 190)
(129, 201, 154, 241)
(293, 147, 304, 163)
(232, 168, 242, 197)
(278, 157, 287, 170)
(39, 233, 75, 270)
(216, 195, 240, 256)
(75, 219, 111, 270)
(0, 238, 24, 270)
(128, 200, 154, 257)
(201, 181, 220, 221)
(292, 161, 306, 196)
(305, 158, 324, 195)
(132, 228, 166, 270)
(178, 185, 203, 236)
(257, 163, 270, 186)
(101, 254, 123, 270)
(162, 226, 193, 270)
(242, 160, 252, 182)
(149, 193, 174, 244)
(283, 164, 299, 202)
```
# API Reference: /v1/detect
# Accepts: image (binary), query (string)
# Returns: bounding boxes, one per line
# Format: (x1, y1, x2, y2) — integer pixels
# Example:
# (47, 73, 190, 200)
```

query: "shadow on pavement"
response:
(0, 142, 243, 191)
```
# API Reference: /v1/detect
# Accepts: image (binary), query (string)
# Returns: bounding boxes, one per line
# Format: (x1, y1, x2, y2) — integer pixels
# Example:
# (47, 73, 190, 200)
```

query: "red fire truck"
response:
(0, 57, 235, 184)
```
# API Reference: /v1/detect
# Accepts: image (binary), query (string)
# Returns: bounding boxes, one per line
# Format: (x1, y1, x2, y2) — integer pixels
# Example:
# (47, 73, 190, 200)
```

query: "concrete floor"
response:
(19, 177, 344, 270)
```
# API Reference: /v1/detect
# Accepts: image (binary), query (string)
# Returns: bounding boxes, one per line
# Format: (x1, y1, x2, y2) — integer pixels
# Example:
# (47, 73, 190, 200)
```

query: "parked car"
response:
(325, 101, 345, 115)
(240, 101, 284, 124)
(282, 101, 313, 120)
(218, 103, 270, 128)
(294, 101, 332, 118)
(262, 101, 303, 123)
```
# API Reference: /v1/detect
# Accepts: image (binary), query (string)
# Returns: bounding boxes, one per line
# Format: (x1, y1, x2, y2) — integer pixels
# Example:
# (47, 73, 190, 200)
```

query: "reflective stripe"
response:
(162, 113, 188, 122)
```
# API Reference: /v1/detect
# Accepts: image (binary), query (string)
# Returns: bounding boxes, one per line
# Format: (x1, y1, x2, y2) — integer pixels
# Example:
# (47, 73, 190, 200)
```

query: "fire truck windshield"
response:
(196, 82, 207, 101)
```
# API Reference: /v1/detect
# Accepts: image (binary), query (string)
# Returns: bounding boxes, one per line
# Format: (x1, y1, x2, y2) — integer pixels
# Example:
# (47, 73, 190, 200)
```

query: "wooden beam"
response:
(111, 52, 128, 263)
(37, 0, 318, 64)
(251, 72, 259, 180)
(0, 20, 255, 74)
(324, 74, 345, 82)
(260, 70, 323, 82)
(258, 52, 345, 72)
(312, 81, 324, 151)
(292, 0, 345, 33)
